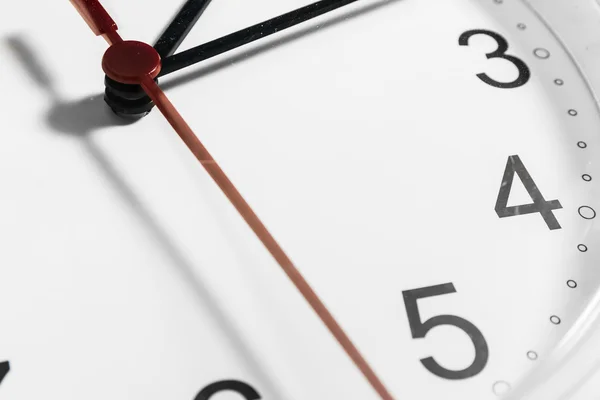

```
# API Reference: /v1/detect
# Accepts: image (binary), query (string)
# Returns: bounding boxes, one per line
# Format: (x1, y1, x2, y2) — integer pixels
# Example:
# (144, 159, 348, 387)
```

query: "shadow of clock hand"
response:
(46, 95, 135, 134)
(6, 36, 135, 134)
(6, 35, 287, 400)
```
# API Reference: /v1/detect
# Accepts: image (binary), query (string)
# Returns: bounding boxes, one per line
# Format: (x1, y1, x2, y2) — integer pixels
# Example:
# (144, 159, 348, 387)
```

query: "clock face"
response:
(1, 0, 600, 398)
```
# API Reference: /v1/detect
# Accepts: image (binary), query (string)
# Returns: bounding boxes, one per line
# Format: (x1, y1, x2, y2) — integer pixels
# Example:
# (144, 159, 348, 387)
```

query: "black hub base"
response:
(104, 76, 157, 119)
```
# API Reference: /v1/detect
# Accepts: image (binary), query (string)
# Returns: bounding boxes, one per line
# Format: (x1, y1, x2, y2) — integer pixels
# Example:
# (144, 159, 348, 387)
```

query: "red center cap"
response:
(102, 40, 162, 84)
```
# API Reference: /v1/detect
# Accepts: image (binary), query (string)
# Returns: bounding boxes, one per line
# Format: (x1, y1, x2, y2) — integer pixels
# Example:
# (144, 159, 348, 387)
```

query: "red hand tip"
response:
(69, 0, 117, 36)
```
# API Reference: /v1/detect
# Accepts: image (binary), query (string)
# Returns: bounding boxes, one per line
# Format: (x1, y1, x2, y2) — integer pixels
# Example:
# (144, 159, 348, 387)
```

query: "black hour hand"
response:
(159, 0, 361, 77)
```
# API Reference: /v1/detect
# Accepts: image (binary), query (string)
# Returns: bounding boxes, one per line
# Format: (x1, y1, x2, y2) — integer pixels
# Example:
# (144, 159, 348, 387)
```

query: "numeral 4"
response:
(495, 155, 563, 230)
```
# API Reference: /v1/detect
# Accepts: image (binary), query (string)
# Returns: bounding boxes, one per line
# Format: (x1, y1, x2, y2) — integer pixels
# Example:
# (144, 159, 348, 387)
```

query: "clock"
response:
(1, 0, 600, 398)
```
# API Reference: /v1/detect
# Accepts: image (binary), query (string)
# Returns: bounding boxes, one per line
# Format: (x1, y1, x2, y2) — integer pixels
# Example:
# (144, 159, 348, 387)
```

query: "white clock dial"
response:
(1, 0, 599, 399)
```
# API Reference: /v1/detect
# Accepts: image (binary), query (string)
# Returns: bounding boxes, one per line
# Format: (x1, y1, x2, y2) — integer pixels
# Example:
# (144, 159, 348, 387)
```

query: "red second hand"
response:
(69, 2, 396, 399)
(137, 74, 395, 400)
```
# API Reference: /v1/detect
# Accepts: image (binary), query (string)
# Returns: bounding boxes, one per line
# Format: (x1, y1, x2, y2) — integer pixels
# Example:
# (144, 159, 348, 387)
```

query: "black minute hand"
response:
(159, 0, 361, 77)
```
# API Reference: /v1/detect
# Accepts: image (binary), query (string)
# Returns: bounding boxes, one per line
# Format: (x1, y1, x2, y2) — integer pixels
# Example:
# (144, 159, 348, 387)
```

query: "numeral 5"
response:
(402, 283, 489, 379)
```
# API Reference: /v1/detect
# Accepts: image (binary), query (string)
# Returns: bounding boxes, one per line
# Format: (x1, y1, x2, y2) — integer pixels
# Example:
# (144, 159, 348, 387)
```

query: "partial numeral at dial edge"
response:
(195, 380, 261, 400)
(0, 361, 9, 385)
(459, 29, 531, 89)
(495, 155, 563, 230)
(403, 283, 489, 380)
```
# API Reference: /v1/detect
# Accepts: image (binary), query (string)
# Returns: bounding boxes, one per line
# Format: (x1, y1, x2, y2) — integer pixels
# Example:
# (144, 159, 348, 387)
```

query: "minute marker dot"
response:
(534, 48, 550, 59)
(492, 381, 511, 396)
(578, 206, 596, 220)
(527, 351, 538, 360)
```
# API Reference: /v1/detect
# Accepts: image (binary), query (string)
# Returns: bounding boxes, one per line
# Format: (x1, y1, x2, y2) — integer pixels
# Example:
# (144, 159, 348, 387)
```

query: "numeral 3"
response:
(459, 29, 531, 89)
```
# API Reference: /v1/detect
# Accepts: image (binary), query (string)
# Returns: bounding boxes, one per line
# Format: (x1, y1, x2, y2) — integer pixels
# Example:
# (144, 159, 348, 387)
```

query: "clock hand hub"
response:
(102, 41, 162, 84)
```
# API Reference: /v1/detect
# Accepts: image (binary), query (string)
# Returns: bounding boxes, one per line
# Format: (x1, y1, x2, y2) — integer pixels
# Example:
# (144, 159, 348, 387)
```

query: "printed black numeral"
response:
(0, 362, 9, 385)
(195, 380, 261, 400)
(495, 155, 562, 230)
(403, 283, 488, 380)
(459, 29, 531, 89)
